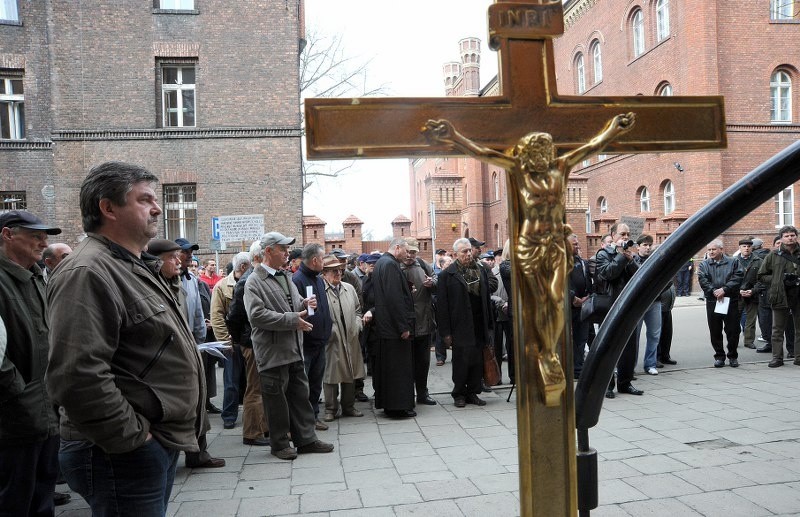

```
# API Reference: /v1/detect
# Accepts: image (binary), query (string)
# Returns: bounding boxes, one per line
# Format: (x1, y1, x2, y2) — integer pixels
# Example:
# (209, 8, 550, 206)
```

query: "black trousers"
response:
(451, 345, 484, 398)
(658, 309, 673, 361)
(493, 319, 514, 384)
(705, 301, 740, 360)
(411, 334, 432, 398)
(610, 334, 638, 391)
(0, 434, 58, 517)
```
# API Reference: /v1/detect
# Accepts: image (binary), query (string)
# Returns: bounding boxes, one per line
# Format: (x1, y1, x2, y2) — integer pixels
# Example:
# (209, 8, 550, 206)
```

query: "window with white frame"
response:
(771, 70, 792, 123)
(632, 10, 645, 57)
(591, 41, 603, 84)
(585, 210, 592, 234)
(663, 180, 675, 215)
(598, 197, 608, 213)
(659, 82, 673, 96)
(159, 0, 194, 9)
(162, 65, 196, 127)
(656, 0, 670, 42)
(163, 184, 198, 242)
(640, 187, 650, 212)
(771, 0, 794, 20)
(492, 172, 500, 200)
(575, 54, 586, 94)
(0, 77, 25, 140)
(0, 0, 18, 21)
(776, 187, 794, 227)
(1, 191, 26, 211)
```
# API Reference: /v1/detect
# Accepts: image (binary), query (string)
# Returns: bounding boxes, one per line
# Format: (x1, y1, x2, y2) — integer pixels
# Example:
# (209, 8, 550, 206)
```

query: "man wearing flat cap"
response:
(0, 210, 62, 515)
(244, 232, 334, 460)
(47, 162, 205, 515)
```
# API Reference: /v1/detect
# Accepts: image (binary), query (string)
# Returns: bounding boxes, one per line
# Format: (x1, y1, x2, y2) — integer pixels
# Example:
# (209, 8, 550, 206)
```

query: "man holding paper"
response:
(698, 239, 744, 368)
(757, 225, 800, 368)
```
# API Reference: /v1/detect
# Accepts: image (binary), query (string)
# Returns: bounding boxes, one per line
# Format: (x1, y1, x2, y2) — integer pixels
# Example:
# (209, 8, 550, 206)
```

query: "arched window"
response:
(598, 196, 608, 213)
(575, 54, 586, 94)
(591, 41, 603, 84)
(771, 0, 794, 20)
(771, 70, 792, 123)
(663, 180, 675, 215)
(494, 223, 500, 248)
(492, 171, 500, 200)
(656, 0, 670, 42)
(640, 187, 651, 212)
(632, 9, 645, 57)
(659, 82, 673, 96)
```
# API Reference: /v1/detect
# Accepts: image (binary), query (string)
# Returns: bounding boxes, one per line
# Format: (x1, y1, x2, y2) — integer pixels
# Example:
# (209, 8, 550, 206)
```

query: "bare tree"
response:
(300, 27, 387, 191)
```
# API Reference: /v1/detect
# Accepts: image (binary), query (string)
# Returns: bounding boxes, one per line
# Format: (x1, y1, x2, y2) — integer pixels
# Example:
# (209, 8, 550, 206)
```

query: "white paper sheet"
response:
(714, 297, 730, 315)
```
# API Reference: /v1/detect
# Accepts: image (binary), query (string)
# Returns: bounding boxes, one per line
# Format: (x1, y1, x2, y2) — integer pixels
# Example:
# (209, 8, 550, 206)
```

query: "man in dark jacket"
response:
(736, 238, 761, 349)
(437, 237, 494, 408)
(47, 162, 205, 515)
(0, 210, 61, 516)
(402, 238, 437, 405)
(757, 225, 800, 367)
(698, 239, 744, 367)
(292, 243, 333, 430)
(595, 223, 642, 397)
(372, 239, 417, 418)
(568, 234, 591, 377)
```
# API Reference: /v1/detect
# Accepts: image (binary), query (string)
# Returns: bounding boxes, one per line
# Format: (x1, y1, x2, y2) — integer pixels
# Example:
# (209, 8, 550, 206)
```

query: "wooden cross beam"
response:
(304, 2, 726, 516)
(305, 2, 725, 160)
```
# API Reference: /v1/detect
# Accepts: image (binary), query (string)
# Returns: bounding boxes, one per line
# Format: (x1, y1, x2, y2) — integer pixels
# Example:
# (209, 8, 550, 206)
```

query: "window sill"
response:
(0, 19, 22, 26)
(770, 18, 800, 24)
(152, 9, 199, 15)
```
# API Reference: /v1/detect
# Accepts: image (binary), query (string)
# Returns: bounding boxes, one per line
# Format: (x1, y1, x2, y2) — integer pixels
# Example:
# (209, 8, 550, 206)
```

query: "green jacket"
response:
(0, 250, 59, 445)
(757, 245, 800, 310)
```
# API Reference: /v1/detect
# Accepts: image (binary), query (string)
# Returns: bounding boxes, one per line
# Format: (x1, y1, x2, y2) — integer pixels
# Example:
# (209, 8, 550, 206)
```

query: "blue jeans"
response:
(636, 301, 662, 370)
(60, 438, 180, 516)
(222, 345, 244, 425)
(303, 345, 326, 420)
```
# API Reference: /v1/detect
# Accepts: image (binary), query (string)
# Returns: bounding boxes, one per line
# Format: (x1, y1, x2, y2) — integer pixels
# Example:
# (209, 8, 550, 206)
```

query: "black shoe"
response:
(481, 382, 493, 393)
(243, 437, 269, 446)
(656, 362, 665, 369)
(714, 359, 725, 368)
(386, 409, 417, 418)
(789, 351, 795, 359)
(53, 492, 71, 506)
(660, 358, 677, 365)
(417, 395, 437, 405)
(631, 375, 638, 381)
(768, 358, 784, 368)
(297, 440, 335, 454)
(354, 391, 369, 402)
(729, 358, 739, 368)
(743, 343, 756, 349)
(206, 402, 222, 414)
(756, 346, 772, 353)
(465, 393, 487, 406)
(454, 397, 466, 408)
(618, 384, 644, 395)
(223, 421, 235, 429)
(605, 389, 615, 399)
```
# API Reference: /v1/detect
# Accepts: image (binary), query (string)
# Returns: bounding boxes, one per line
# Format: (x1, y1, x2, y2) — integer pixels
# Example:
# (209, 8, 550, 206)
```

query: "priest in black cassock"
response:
(372, 238, 417, 418)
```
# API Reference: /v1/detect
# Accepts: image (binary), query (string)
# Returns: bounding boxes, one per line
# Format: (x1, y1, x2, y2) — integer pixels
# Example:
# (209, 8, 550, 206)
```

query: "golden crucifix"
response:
(305, 2, 726, 515)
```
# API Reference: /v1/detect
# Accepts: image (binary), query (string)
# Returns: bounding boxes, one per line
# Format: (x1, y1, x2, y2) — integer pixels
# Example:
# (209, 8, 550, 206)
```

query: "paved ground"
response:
(56, 295, 800, 516)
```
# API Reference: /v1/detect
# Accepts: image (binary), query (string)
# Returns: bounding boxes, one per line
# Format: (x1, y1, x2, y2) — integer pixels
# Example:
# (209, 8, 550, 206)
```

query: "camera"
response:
(621, 239, 636, 250)
(783, 273, 800, 287)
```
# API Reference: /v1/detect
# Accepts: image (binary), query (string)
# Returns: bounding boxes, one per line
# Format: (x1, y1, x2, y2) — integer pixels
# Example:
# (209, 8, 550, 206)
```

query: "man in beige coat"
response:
(321, 255, 366, 421)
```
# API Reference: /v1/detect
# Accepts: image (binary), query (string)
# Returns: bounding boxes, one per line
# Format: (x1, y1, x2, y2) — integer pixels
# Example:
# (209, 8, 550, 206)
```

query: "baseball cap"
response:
(174, 238, 199, 251)
(365, 252, 381, 264)
(331, 249, 350, 259)
(260, 231, 295, 248)
(406, 238, 420, 252)
(147, 239, 182, 255)
(357, 253, 370, 263)
(0, 210, 61, 235)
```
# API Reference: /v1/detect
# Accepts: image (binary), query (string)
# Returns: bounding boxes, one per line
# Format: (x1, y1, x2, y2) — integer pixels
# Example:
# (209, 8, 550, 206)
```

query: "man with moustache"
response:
(47, 162, 205, 514)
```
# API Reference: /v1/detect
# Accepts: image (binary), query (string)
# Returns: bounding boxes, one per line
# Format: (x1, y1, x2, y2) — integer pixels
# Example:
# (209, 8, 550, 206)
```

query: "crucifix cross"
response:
(305, 2, 726, 516)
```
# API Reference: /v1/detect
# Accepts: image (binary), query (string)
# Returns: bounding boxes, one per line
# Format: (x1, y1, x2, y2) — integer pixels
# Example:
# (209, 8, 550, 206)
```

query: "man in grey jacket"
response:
(244, 232, 334, 460)
(47, 162, 205, 515)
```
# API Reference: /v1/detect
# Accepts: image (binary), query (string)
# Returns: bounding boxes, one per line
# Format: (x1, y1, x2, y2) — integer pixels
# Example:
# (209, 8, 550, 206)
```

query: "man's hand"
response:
(303, 295, 317, 310)
(713, 287, 726, 300)
(572, 295, 589, 307)
(422, 119, 455, 144)
(400, 330, 411, 340)
(363, 310, 373, 324)
(296, 317, 313, 332)
(740, 289, 752, 298)
(423, 275, 434, 288)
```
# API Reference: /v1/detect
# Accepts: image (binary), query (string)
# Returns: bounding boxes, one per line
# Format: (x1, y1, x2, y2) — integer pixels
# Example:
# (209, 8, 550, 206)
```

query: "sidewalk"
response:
(56, 357, 800, 516)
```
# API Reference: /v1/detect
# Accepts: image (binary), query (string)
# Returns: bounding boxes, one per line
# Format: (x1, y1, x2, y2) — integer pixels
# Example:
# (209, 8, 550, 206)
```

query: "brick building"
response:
(1, 1, 305, 255)
(410, 1, 800, 256)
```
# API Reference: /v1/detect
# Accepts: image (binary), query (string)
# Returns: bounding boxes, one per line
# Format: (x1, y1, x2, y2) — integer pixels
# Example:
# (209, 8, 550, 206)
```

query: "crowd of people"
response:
(4, 160, 796, 516)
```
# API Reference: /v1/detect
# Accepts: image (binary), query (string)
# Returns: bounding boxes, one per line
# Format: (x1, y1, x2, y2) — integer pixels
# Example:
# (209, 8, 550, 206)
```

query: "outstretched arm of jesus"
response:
(561, 112, 636, 169)
(422, 119, 515, 170)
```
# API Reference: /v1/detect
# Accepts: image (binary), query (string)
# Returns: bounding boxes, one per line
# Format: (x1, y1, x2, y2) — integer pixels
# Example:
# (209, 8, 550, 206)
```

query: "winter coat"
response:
(323, 281, 365, 383)
(757, 245, 800, 310)
(697, 254, 743, 301)
(402, 257, 436, 336)
(436, 261, 494, 348)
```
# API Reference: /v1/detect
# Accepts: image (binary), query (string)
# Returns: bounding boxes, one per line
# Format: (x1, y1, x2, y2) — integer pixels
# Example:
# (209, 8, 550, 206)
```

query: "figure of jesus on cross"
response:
(422, 113, 636, 404)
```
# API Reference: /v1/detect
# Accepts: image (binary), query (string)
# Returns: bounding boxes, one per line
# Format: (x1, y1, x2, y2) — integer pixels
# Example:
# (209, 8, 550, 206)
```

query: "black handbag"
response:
(580, 293, 613, 323)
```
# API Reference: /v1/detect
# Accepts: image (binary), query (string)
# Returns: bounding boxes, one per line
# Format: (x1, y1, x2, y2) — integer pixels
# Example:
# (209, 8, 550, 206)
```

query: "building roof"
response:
(391, 215, 412, 224)
(303, 215, 327, 226)
(342, 215, 364, 226)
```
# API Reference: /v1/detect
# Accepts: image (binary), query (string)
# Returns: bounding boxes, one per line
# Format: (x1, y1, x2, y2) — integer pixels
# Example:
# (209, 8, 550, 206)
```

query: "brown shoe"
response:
(297, 440, 334, 454)
(271, 447, 298, 460)
(315, 420, 329, 431)
(188, 457, 226, 468)
(342, 408, 363, 417)
(454, 397, 466, 408)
